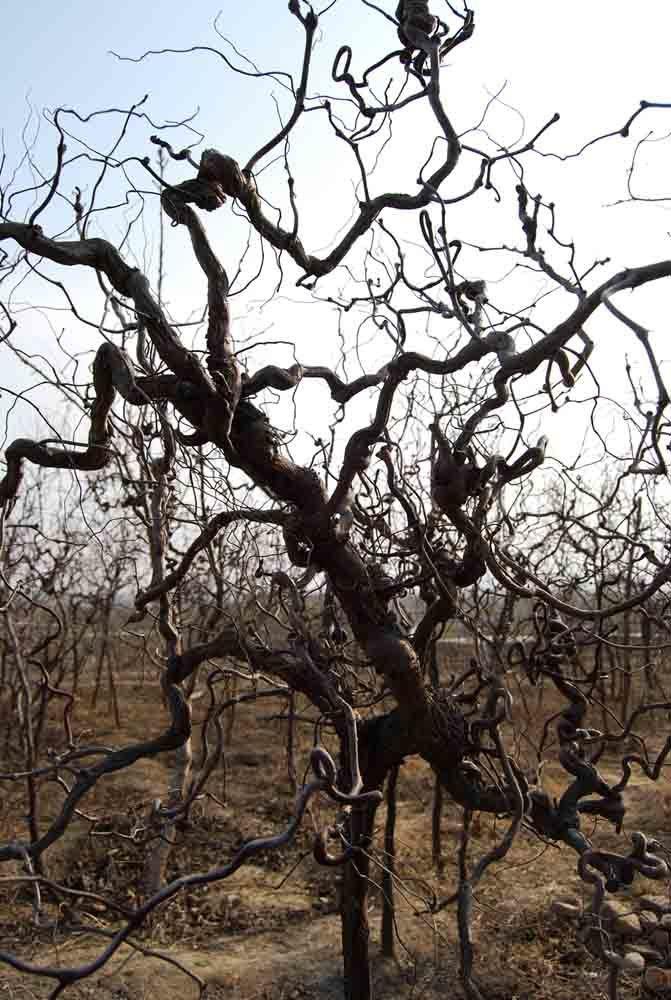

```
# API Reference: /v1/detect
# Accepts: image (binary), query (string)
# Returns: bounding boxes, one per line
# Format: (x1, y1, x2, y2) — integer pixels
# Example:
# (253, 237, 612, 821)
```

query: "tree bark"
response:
(381, 765, 399, 958)
(341, 802, 377, 1000)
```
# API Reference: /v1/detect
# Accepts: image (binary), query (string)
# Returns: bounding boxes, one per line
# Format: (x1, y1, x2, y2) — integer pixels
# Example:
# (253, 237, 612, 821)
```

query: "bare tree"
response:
(2, 3, 671, 998)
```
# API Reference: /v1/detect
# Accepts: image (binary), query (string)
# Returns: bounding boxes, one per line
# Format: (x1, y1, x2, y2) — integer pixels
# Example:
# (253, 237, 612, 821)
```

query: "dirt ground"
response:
(1, 673, 670, 1000)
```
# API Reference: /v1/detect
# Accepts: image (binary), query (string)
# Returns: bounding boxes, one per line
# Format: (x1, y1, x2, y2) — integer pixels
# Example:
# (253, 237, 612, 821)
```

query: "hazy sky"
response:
(2, 1, 671, 470)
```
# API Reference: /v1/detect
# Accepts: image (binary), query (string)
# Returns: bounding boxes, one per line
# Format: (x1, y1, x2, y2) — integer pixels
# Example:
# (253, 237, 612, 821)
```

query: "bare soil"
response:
(1, 675, 670, 1000)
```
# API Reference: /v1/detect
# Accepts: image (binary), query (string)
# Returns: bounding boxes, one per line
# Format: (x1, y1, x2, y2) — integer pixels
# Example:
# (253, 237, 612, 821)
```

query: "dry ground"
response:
(1, 671, 670, 1000)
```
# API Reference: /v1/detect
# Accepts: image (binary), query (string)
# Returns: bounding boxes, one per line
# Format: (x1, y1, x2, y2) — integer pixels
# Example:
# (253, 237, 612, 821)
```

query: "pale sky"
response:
(2, 0, 671, 477)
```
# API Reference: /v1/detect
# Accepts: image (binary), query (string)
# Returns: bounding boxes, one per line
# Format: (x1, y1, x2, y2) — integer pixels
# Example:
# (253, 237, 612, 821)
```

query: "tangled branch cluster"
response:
(1, 2, 671, 998)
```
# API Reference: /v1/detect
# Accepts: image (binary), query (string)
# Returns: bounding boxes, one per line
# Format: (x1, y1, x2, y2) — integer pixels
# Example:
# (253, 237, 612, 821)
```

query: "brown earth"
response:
(1, 673, 670, 1000)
